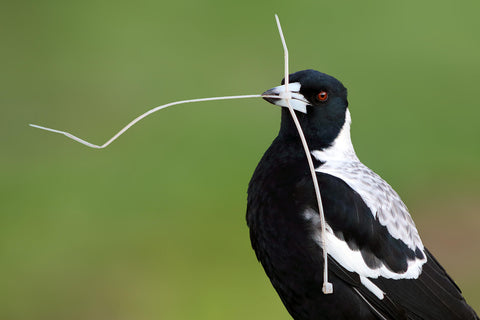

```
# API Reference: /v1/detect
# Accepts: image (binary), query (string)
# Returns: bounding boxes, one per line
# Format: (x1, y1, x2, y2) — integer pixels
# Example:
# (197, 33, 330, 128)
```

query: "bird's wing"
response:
(326, 247, 478, 320)
(299, 171, 478, 319)
(372, 248, 479, 320)
(313, 157, 423, 253)
(327, 257, 407, 320)
(305, 172, 427, 280)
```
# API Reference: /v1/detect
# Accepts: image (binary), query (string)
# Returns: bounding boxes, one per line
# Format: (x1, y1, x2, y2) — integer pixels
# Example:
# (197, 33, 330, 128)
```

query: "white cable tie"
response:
(275, 14, 333, 294)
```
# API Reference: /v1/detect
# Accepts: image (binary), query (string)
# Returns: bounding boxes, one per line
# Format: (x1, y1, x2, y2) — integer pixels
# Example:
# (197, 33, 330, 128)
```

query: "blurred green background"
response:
(1, 0, 479, 319)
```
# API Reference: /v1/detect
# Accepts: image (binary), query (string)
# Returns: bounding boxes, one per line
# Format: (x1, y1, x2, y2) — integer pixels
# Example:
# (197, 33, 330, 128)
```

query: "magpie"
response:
(246, 69, 479, 320)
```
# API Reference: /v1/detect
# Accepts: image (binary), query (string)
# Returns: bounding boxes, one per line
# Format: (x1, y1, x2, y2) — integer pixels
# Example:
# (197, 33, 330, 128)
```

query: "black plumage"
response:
(246, 69, 478, 319)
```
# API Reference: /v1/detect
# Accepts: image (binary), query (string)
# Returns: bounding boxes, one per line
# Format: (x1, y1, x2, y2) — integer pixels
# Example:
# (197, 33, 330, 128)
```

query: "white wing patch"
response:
(304, 209, 425, 299)
(324, 223, 424, 279)
(360, 276, 384, 300)
(304, 210, 425, 280)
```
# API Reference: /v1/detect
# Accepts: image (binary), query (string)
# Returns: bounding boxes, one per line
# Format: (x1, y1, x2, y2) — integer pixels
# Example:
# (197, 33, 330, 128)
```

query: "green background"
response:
(2, 1, 479, 319)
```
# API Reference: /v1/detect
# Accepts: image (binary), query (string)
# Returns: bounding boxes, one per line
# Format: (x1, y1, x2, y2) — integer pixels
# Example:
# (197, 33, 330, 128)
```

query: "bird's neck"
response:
(278, 109, 358, 163)
(311, 109, 358, 163)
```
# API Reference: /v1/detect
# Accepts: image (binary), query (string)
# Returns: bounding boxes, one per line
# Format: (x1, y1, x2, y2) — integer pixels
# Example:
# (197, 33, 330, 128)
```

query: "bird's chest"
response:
(247, 151, 321, 269)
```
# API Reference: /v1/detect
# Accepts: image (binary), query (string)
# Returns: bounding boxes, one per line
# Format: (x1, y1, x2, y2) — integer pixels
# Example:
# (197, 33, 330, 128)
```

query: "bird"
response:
(246, 69, 479, 320)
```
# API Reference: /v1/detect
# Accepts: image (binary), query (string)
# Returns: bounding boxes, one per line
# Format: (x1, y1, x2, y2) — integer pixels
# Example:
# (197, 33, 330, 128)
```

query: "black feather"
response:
(372, 248, 479, 320)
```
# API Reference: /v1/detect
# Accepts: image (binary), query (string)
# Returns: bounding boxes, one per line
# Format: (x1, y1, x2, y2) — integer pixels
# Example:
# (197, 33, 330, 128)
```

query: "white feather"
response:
(304, 209, 425, 280)
(360, 276, 385, 300)
(323, 222, 423, 279)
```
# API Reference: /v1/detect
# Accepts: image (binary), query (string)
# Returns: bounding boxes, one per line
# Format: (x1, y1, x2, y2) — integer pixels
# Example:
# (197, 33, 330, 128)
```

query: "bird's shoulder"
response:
(312, 152, 423, 252)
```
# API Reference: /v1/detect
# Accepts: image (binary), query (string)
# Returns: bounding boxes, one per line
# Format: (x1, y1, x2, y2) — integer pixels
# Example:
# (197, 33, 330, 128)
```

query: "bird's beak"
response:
(261, 82, 309, 114)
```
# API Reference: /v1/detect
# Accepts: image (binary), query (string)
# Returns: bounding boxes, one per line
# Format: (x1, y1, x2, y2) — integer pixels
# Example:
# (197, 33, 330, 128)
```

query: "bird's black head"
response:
(262, 69, 349, 150)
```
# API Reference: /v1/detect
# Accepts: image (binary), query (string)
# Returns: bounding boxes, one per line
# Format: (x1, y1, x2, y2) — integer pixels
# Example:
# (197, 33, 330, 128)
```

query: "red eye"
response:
(318, 91, 328, 101)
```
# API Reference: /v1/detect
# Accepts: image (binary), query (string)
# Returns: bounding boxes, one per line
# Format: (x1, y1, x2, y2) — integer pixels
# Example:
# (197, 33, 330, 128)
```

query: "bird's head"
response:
(262, 69, 349, 150)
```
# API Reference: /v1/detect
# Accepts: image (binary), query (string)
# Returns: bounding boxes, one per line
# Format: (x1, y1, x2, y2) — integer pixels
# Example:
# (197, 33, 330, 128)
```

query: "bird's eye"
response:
(317, 91, 328, 101)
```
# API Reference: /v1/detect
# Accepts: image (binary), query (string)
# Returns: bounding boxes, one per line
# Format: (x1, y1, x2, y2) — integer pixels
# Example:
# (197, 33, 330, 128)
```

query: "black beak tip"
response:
(262, 88, 279, 105)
